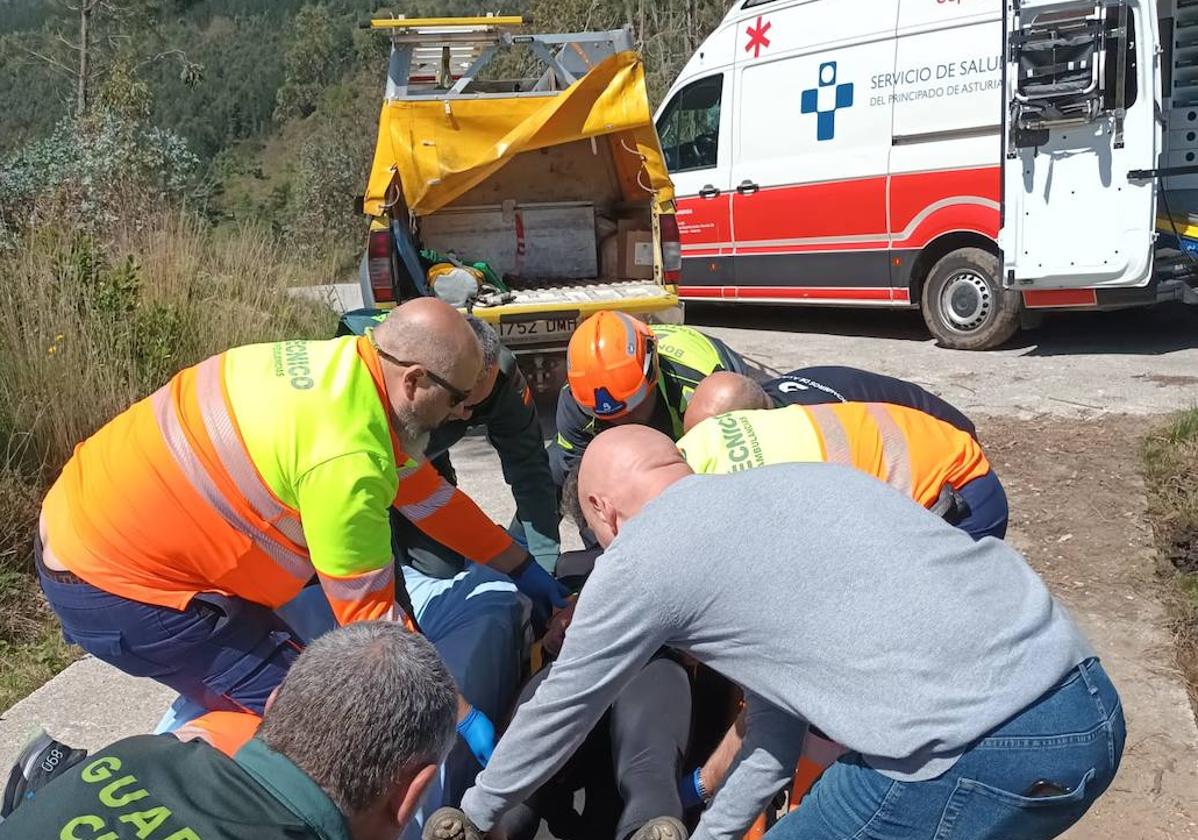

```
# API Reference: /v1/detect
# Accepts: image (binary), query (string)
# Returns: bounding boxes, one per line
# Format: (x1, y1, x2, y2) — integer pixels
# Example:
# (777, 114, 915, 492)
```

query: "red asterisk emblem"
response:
(745, 16, 772, 59)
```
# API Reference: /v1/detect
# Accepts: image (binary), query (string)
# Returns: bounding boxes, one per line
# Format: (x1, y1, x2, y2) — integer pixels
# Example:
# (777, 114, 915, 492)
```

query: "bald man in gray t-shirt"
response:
(450, 427, 1123, 840)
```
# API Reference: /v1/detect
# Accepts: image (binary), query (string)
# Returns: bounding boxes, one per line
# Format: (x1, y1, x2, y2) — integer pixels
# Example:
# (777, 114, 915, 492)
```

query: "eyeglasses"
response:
(375, 347, 472, 407)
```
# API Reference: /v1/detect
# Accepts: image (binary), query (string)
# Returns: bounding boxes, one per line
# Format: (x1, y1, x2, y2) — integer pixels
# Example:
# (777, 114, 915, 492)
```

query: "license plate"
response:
(498, 317, 577, 345)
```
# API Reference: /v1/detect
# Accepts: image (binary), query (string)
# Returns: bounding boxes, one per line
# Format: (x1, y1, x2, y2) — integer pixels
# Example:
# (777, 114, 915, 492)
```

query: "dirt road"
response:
(3, 303, 1198, 835)
(983, 416, 1198, 838)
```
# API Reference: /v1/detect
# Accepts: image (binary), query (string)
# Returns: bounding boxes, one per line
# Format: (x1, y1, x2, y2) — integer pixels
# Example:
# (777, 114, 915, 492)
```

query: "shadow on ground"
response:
(685, 302, 1198, 357)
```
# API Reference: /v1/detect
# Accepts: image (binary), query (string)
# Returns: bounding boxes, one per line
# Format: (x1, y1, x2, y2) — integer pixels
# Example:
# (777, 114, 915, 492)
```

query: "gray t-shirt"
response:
(462, 464, 1093, 840)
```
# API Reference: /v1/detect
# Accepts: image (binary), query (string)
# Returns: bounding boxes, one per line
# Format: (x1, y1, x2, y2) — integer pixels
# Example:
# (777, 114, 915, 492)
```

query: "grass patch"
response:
(0, 571, 79, 713)
(0, 211, 339, 709)
(1143, 407, 1198, 719)
(0, 450, 79, 710)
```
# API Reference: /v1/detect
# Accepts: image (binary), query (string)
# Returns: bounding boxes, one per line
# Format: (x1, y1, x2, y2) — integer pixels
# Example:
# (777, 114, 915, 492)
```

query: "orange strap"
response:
(741, 732, 847, 839)
(174, 711, 262, 757)
(393, 460, 514, 563)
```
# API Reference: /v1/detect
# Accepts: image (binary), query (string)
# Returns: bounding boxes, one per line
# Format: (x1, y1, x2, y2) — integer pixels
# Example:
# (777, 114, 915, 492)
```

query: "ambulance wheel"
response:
(920, 248, 1020, 350)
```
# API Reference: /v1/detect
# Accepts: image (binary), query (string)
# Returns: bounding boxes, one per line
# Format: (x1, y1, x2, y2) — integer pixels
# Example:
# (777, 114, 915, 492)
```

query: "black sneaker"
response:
(629, 816, 688, 840)
(422, 807, 484, 840)
(0, 730, 88, 820)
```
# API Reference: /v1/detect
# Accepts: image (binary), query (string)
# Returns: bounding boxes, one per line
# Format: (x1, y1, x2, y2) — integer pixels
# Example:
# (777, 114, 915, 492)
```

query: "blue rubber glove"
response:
(510, 555, 569, 633)
(678, 767, 707, 810)
(457, 705, 496, 768)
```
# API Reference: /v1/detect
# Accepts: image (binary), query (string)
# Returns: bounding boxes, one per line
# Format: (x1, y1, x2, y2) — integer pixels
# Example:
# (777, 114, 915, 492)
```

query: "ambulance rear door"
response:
(1001, 0, 1161, 290)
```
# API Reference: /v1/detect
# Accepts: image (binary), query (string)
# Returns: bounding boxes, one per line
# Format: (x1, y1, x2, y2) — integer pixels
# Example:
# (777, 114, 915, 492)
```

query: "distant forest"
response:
(0, 0, 726, 241)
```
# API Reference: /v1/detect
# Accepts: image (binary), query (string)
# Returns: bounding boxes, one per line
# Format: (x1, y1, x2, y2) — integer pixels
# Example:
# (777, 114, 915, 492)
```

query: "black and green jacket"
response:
(548, 325, 747, 486)
(427, 345, 560, 566)
(0, 736, 349, 839)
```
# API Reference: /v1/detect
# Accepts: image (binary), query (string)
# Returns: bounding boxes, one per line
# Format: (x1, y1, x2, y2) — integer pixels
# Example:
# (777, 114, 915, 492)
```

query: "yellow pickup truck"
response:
(356, 16, 683, 390)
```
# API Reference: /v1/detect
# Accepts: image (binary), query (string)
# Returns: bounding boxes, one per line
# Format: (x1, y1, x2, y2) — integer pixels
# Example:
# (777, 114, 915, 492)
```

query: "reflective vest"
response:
(676, 403, 991, 509)
(651, 324, 745, 435)
(41, 336, 512, 627)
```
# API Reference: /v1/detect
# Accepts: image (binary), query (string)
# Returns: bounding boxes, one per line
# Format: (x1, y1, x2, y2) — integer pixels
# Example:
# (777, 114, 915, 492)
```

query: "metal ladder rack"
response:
(367, 16, 635, 100)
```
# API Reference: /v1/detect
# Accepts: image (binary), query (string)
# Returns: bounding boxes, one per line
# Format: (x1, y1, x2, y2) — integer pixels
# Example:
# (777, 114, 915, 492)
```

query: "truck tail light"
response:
(368, 228, 396, 304)
(660, 213, 682, 284)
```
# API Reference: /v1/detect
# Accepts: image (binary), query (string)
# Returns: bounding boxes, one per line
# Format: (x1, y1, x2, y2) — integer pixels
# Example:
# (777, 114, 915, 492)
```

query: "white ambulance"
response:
(655, 0, 1198, 349)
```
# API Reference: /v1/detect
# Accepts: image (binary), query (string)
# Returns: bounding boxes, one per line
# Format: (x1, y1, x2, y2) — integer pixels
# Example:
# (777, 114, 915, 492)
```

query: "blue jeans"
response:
(392, 564, 526, 840)
(956, 470, 1009, 541)
(35, 542, 300, 715)
(156, 562, 525, 739)
(767, 659, 1123, 840)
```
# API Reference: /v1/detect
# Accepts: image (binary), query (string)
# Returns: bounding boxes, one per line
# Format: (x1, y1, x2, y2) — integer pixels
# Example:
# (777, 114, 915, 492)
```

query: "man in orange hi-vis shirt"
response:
(35, 298, 565, 769)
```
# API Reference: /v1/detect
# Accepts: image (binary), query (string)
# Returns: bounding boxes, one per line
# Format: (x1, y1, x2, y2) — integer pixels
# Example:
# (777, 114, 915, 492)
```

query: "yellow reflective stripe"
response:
(151, 386, 312, 581)
(397, 479, 456, 522)
(381, 603, 413, 627)
(867, 404, 914, 497)
(173, 721, 214, 746)
(652, 325, 723, 375)
(807, 404, 852, 466)
(223, 337, 397, 513)
(556, 433, 574, 451)
(398, 459, 422, 480)
(318, 564, 394, 602)
(196, 357, 307, 548)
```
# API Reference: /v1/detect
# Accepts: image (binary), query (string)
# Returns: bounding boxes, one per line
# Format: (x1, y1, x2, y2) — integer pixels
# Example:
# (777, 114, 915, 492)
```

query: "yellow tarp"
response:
(363, 50, 675, 217)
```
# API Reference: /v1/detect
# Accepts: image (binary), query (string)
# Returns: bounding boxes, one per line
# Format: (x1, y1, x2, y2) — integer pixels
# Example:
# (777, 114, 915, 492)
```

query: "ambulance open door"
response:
(1000, 0, 1160, 290)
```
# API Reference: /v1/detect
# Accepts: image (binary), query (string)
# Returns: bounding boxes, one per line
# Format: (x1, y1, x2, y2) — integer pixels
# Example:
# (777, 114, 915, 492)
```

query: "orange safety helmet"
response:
(567, 311, 659, 420)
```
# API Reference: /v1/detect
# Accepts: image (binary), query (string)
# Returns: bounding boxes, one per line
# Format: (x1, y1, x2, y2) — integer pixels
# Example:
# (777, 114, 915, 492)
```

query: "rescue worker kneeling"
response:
(549, 311, 747, 488)
(0, 622, 458, 840)
(34, 298, 563, 770)
(681, 373, 1008, 541)
(511, 388, 1012, 835)
(437, 427, 1122, 840)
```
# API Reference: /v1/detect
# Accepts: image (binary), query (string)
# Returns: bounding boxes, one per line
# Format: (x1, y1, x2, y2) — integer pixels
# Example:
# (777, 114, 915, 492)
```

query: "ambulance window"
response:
(657, 75, 723, 172)
(743, 0, 778, 7)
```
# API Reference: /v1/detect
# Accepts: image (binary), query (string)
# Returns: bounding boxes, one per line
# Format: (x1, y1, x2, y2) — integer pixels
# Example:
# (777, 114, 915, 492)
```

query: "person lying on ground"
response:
(487, 549, 721, 840)
(434, 425, 1121, 840)
(0, 621, 458, 840)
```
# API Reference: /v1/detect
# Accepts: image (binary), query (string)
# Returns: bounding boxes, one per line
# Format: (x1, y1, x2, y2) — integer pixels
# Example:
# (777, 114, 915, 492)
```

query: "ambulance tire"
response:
(920, 248, 1020, 351)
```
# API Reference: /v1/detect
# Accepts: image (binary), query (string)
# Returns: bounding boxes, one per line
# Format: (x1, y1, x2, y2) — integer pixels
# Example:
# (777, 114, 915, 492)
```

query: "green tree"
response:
(12, 0, 202, 117)
(274, 4, 350, 122)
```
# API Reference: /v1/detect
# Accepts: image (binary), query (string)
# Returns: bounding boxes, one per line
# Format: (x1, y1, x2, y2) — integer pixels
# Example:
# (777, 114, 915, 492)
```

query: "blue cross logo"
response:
(801, 62, 854, 141)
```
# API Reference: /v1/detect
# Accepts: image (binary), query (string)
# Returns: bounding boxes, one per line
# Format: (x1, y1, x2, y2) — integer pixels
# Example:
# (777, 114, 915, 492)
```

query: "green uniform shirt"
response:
(0, 736, 350, 840)
(426, 345, 561, 570)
